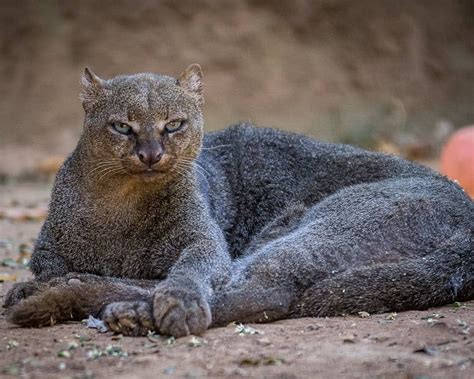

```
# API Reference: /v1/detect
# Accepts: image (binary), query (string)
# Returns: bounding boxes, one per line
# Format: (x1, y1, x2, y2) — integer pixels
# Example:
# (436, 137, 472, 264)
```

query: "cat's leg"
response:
(5, 278, 155, 336)
(51, 274, 159, 335)
(5, 273, 163, 336)
(212, 176, 473, 324)
(292, 242, 473, 317)
(213, 239, 472, 325)
(4, 273, 157, 308)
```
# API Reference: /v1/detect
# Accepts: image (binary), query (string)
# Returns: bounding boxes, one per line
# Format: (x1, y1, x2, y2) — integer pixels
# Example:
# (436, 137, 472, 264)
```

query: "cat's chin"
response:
(126, 164, 178, 184)
(135, 170, 166, 182)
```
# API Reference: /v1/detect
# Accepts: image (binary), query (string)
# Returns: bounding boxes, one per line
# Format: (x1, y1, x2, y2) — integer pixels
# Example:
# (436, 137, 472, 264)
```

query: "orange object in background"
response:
(440, 126, 474, 197)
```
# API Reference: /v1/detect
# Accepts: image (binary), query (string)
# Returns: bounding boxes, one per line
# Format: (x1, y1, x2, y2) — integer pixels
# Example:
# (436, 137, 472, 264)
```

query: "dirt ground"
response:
(0, 184, 472, 379)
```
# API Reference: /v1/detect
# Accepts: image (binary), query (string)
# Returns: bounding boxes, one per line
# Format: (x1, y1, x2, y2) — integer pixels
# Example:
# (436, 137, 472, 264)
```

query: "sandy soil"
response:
(0, 184, 473, 379)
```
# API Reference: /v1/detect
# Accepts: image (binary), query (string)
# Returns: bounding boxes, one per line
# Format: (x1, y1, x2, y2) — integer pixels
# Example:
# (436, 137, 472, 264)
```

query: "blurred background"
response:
(1, 0, 474, 180)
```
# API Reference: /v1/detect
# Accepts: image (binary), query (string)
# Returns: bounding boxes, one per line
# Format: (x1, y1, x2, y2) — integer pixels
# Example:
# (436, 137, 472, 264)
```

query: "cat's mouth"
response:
(137, 168, 166, 176)
(132, 166, 172, 182)
(143, 168, 159, 173)
(127, 154, 177, 180)
(127, 156, 179, 181)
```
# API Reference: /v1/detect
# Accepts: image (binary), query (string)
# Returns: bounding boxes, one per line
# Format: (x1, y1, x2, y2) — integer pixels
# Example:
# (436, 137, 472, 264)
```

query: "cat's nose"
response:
(137, 147, 163, 167)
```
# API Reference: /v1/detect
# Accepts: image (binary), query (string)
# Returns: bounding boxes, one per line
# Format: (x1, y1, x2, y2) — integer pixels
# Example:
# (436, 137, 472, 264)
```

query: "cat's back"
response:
(202, 123, 436, 195)
(199, 124, 440, 255)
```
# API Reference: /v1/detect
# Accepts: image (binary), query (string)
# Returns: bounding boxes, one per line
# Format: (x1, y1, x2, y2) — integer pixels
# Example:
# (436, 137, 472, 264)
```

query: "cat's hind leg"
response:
(211, 245, 472, 326)
(212, 176, 473, 325)
(292, 238, 473, 317)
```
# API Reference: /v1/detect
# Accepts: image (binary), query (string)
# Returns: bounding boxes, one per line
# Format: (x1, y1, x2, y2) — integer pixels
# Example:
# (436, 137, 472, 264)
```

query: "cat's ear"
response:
(80, 67, 107, 111)
(178, 64, 204, 106)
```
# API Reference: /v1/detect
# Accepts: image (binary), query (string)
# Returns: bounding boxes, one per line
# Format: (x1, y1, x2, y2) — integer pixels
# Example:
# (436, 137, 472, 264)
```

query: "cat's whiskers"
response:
(95, 167, 122, 183)
(200, 144, 231, 150)
(89, 165, 121, 178)
(96, 166, 128, 183)
(88, 157, 125, 166)
(89, 163, 123, 179)
(173, 161, 195, 179)
(178, 156, 211, 177)
(175, 160, 209, 187)
(90, 156, 211, 186)
(175, 158, 204, 177)
(191, 164, 210, 184)
(88, 159, 126, 176)
(169, 165, 194, 186)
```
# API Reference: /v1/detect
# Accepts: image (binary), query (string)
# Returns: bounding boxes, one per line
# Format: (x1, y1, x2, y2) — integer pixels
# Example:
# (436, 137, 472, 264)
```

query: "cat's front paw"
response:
(3, 281, 48, 308)
(153, 286, 211, 337)
(102, 301, 154, 337)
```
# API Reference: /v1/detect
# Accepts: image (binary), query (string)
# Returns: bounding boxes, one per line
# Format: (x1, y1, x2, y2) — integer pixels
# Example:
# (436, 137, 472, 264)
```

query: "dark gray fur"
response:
(4, 67, 473, 337)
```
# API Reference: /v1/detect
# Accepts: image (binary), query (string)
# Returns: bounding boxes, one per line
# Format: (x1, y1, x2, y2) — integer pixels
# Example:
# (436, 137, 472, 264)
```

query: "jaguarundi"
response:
(4, 64, 473, 337)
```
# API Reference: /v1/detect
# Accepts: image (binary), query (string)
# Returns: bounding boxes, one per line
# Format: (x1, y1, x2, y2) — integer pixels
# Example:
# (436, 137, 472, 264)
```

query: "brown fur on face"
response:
(80, 65, 204, 186)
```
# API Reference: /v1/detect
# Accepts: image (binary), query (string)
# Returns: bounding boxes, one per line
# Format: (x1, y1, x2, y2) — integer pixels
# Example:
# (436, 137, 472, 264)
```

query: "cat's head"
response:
(80, 64, 204, 183)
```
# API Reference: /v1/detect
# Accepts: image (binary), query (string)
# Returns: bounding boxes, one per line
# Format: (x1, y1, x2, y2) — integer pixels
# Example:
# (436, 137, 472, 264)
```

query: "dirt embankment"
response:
(1, 0, 474, 177)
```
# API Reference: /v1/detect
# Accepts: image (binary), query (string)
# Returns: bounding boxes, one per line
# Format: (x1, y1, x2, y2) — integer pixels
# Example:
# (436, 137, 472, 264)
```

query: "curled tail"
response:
(6, 281, 151, 327)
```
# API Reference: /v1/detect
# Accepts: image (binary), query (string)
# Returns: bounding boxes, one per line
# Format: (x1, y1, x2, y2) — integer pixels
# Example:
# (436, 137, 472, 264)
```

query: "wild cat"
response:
(5, 64, 473, 337)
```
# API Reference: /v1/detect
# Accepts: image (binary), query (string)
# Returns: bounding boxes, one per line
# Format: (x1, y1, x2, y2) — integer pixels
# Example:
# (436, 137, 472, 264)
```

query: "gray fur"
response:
(4, 65, 474, 337)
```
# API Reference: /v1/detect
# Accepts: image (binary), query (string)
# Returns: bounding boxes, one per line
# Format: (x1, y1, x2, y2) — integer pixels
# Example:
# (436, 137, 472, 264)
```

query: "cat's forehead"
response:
(107, 73, 185, 120)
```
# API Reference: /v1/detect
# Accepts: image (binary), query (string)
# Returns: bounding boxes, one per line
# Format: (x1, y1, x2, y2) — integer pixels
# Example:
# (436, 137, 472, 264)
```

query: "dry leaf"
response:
(0, 206, 47, 222)
(377, 140, 401, 155)
(0, 273, 17, 282)
(37, 156, 64, 176)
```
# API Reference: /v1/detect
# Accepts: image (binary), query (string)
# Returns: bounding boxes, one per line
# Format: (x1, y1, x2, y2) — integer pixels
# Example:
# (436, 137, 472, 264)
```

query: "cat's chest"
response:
(54, 204, 177, 279)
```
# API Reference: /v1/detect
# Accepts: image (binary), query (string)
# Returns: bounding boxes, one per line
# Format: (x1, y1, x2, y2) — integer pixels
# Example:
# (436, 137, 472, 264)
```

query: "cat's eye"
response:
(165, 120, 184, 133)
(112, 122, 132, 135)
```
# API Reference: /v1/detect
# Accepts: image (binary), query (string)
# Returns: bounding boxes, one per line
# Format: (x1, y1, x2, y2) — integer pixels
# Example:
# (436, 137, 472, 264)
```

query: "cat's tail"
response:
(292, 242, 473, 318)
(5, 281, 151, 327)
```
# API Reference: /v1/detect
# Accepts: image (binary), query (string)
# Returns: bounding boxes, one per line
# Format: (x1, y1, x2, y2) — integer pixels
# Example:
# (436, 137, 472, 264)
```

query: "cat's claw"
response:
(102, 301, 154, 337)
(153, 286, 211, 337)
